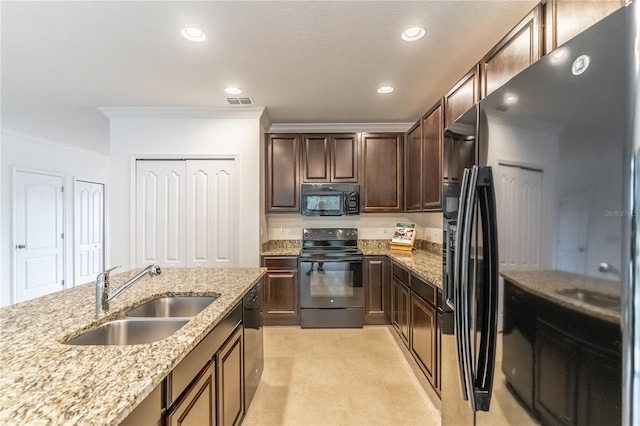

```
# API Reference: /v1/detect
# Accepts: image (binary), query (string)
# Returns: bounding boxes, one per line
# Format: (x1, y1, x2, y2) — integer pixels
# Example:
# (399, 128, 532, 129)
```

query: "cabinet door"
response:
(266, 134, 300, 212)
(576, 346, 622, 425)
(263, 270, 300, 325)
(399, 283, 410, 347)
(444, 66, 480, 129)
(545, 0, 624, 53)
(405, 122, 422, 212)
(167, 362, 216, 426)
(302, 134, 330, 182)
(331, 134, 359, 182)
(534, 321, 578, 426)
(361, 133, 404, 213)
(217, 327, 244, 426)
(410, 294, 437, 387)
(390, 277, 400, 332)
(422, 102, 443, 210)
(364, 256, 390, 325)
(436, 311, 442, 395)
(482, 6, 542, 98)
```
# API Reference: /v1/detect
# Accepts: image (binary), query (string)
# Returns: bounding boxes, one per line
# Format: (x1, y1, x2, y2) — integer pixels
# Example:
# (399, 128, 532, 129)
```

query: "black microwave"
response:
(301, 184, 360, 216)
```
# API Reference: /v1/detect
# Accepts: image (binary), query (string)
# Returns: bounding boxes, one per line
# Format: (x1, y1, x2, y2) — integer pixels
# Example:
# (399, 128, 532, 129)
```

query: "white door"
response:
(136, 161, 186, 268)
(496, 164, 543, 329)
(556, 192, 591, 274)
(186, 160, 236, 267)
(74, 180, 105, 285)
(14, 170, 65, 303)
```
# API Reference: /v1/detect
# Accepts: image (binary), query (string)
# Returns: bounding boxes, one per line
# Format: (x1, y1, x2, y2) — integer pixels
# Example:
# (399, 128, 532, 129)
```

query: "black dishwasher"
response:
(243, 280, 264, 407)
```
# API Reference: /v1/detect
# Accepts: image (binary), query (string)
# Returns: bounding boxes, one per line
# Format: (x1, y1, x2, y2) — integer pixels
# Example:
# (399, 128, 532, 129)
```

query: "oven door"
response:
(299, 258, 363, 308)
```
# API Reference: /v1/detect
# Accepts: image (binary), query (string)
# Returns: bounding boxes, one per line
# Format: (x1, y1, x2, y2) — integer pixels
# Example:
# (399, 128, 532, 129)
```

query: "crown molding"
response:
(268, 122, 414, 133)
(99, 106, 266, 120)
(1, 127, 109, 158)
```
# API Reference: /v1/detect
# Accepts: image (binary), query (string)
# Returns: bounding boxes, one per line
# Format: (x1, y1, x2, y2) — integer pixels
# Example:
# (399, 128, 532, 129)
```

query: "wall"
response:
(0, 128, 110, 306)
(266, 212, 443, 243)
(107, 108, 264, 270)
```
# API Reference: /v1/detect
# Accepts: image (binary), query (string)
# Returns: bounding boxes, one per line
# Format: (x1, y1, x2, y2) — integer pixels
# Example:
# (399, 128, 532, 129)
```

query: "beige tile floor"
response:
(242, 326, 441, 426)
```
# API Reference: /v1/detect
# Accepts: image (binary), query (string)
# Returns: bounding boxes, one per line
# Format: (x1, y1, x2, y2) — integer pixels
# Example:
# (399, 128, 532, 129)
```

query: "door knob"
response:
(16, 244, 26, 249)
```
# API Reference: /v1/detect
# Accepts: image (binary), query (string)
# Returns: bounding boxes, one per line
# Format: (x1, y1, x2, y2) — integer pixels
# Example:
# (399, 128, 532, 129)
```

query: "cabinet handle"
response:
(16, 244, 26, 249)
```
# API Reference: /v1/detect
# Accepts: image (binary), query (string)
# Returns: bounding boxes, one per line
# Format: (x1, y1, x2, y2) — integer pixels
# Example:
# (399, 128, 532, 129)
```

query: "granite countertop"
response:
(501, 269, 621, 324)
(0, 267, 266, 426)
(260, 239, 443, 289)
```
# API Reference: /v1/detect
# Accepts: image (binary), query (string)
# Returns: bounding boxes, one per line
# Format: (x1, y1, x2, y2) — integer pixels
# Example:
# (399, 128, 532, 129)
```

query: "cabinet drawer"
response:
(412, 275, 436, 306)
(392, 263, 410, 285)
(262, 257, 298, 270)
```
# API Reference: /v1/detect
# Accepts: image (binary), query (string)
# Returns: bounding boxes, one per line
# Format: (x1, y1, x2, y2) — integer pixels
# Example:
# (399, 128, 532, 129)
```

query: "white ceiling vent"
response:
(226, 97, 254, 105)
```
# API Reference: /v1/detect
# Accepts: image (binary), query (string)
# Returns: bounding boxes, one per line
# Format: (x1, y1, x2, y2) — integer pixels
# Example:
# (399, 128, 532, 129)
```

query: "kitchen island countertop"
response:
(0, 267, 266, 425)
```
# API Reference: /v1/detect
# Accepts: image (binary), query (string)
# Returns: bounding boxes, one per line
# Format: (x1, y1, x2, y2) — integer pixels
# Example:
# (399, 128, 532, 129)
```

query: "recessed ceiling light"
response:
(181, 27, 207, 42)
(377, 86, 394, 94)
(225, 87, 242, 95)
(503, 93, 518, 105)
(401, 27, 426, 41)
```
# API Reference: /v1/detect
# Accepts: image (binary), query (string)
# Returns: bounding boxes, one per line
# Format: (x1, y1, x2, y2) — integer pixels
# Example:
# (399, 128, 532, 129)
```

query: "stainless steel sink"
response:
(556, 288, 621, 309)
(64, 318, 189, 345)
(125, 295, 219, 318)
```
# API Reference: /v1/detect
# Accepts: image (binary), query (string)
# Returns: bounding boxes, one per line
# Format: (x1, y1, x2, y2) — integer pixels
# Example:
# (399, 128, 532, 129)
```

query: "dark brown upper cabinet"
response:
(302, 133, 358, 183)
(405, 122, 423, 212)
(444, 65, 480, 129)
(266, 134, 300, 213)
(405, 101, 444, 212)
(544, 0, 624, 54)
(361, 133, 404, 213)
(422, 102, 443, 210)
(482, 5, 542, 98)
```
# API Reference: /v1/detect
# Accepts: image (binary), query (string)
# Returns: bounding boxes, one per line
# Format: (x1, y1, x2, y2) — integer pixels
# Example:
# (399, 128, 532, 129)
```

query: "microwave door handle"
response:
(453, 167, 472, 403)
(472, 166, 500, 411)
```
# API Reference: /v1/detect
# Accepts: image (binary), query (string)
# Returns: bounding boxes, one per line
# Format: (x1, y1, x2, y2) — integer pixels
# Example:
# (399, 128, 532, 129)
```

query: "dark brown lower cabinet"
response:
(391, 276, 410, 347)
(167, 362, 216, 426)
(120, 383, 164, 426)
(410, 293, 437, 388)
(576, 345, 622, 425)
(261, 257, 299, 325)
(364, 256, 390, 325)
(534, 320, 579, 426)
(217, 326, 244, 426)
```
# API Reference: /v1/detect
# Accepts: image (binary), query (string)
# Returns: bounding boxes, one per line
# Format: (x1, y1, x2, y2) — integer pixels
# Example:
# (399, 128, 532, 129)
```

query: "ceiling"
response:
(1, 1, 537, 155)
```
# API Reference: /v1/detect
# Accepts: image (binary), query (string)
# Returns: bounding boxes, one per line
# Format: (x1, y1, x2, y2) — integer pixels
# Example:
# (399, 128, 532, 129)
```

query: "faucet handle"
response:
(98, 266, 121, 280)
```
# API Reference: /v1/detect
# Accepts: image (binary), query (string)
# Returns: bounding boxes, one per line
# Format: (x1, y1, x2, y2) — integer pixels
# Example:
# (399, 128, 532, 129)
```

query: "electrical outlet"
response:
(280, 226, 285, 234)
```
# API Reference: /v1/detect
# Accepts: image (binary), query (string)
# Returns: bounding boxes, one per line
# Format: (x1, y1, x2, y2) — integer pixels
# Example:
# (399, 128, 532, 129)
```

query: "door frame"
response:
(129, 154, 239, 269)
(73, 177, 108, 286)
(12, 167, 66, 305)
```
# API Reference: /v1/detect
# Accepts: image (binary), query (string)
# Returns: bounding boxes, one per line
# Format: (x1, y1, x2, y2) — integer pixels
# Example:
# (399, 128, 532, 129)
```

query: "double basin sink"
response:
(556, 287, 620, 310)
(65, 296, 219, 346)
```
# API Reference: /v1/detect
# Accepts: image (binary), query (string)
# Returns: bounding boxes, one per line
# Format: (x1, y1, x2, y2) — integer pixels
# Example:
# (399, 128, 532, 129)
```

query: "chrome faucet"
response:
(96, 264, 162, 316)
(598, 262, 622, 279)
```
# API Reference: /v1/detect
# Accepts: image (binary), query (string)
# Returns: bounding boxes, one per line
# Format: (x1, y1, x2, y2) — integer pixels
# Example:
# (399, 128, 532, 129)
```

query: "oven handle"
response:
(299, 257, 363, 263)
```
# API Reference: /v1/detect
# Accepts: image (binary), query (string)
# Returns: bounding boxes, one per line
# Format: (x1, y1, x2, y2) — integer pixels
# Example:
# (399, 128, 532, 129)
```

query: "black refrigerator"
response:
(441, 3, 639, 425)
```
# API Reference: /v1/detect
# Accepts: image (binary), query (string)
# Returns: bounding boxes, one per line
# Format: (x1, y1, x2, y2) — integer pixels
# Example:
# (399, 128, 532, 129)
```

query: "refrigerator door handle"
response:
(472, 166, 500, 411)
(453, 167, 472, 403)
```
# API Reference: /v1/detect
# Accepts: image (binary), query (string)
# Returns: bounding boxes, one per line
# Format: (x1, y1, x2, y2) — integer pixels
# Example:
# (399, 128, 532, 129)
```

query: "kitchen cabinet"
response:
(503, 279, 622, 425)
(443, 130, 475, 184)
(167, 362, 216, 426)
(217, 326, 244, 426)
(360, 133, 404, 213)
(391, 263, 410, 346)
(261, 256, 300, 325)
(444, 65, 480, 129)
(302, 133, 358, 183)
(363, 256, 390, 325)
(166, 303, 244, 426)
(266, 134, 300, 212)
(481, 5, 542, 98)
(121, 383, 164, 426)
(405, 122, 423, 212)
(410, 291, 437, 388)
(544, 0, 624, 54)
(422, 102, 443, 210)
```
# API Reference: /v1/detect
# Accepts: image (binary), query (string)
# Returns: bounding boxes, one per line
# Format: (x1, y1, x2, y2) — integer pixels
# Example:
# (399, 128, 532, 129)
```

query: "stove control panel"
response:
(303, 228, 358, 242)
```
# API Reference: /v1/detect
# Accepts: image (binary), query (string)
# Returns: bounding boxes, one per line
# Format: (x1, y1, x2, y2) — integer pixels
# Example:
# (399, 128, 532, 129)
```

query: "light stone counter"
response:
(0, 267, 266, 426)
(501, 269, 620, 324)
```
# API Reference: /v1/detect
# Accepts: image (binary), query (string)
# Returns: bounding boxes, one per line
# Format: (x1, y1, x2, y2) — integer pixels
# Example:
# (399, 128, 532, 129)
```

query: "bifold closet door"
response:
(185, 160, 235, 267)
(136, 160, 187, 268)
(136, 159, 236, 268)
